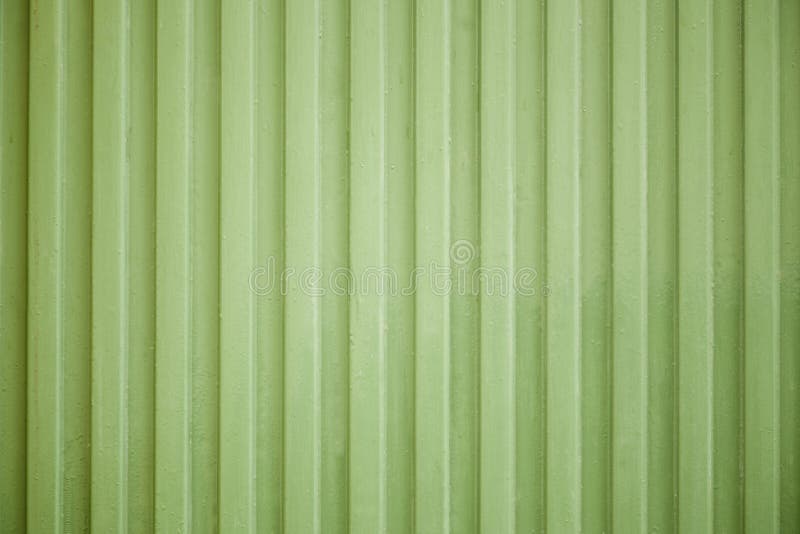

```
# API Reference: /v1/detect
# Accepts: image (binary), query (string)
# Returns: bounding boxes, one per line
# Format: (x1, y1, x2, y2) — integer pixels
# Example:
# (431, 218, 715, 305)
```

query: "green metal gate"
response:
(1, 0, 799, 532)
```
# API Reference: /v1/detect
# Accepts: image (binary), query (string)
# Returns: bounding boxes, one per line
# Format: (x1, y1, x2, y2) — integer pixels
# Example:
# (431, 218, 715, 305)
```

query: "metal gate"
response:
(1, 0, 798, 532)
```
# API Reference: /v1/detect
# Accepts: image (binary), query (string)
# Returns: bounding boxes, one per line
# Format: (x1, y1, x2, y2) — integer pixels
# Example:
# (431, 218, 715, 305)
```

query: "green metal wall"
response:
(1, 0, 799, 532)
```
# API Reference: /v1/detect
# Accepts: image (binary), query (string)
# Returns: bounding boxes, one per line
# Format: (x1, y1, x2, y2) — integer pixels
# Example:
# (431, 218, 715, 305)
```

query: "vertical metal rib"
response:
(220, 0, 257, 531)
(385, 0, 414, 532)
(254, 0, 286, 531)
(349, 0, 389, 531)
(414, 0, 451, 530)
(646, 1, 678, 532)
(479, 0, 517, 531)
(28, 1, 92, 531)
(450, 0, 481, 530)
(284, 0, 323, 529)
(677, 0, 715, 531)
(778, 1, 800, 531)
(127, 1, 157, 531)
(579, 0, 612, 531)
(91, 1, 131, 530)
(612, 0, 649, 531)
(744, 0, 781, 531)
(0, 2, 28, 531)
(546, 0, 583, 530)
(513, 0, 546, 531)
(155, 0, 194, 529)
(711, 2, 745, 532)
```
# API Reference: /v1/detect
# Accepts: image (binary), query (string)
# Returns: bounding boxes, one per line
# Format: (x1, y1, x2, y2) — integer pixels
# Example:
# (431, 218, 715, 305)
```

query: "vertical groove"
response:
(641, 4, 650, 524)
(608, 6, 615, 531)
(279, 0, 289, 527)
(121, 5, 131, 530)
(191, 0, 220, 530)
(673, 1, 681, 530)
(345, 0, 352, 528)
(185, 5, 196, 524)
(642, 4, 649, 526)
(410, 0, 417, 529)
(641, 2, 650, 523)
(540, 0, 548, 529)
(307, 0, 323, 523)
(575, 8, 584, 529)
(475, 1, 482, 526)
(508, 1, 517, 529)
(379, 5, 389, 530)
(315, 1, 323, 529)
(380, 0, 388, 527)
(56, 1, 66, 523)
(280, 0, 289, 529)
(250, 6, 259, 527)
(442, 4, 452, 531)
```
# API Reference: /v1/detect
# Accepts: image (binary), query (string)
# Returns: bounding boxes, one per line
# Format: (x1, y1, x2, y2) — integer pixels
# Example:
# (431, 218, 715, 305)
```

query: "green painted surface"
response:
(1, 1, 799, 532)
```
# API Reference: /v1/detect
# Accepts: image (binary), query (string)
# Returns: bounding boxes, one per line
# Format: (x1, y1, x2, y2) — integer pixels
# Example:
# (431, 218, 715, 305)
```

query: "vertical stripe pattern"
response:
(0, 1, 798, 532)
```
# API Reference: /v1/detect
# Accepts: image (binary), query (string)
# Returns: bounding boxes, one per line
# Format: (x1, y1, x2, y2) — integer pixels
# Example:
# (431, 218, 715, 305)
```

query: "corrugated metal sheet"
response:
(1, 0, 799, 532)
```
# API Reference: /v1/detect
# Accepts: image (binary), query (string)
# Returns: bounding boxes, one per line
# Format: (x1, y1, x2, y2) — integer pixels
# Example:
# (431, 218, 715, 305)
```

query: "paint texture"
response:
(1, 0, 799, 532)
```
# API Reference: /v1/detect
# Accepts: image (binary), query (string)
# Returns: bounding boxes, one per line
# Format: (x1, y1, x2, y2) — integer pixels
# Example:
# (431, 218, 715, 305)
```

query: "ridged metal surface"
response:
(1, 0, 799, 532)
